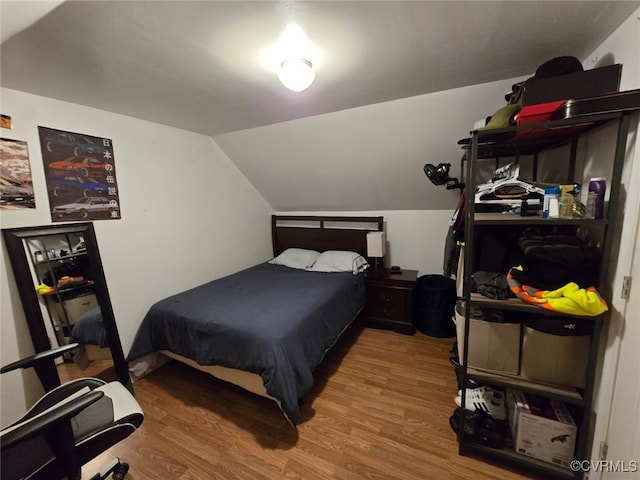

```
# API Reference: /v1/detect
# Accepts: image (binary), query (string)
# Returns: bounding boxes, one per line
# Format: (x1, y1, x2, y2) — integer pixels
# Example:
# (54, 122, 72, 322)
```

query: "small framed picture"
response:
(0, 138, 36, 209)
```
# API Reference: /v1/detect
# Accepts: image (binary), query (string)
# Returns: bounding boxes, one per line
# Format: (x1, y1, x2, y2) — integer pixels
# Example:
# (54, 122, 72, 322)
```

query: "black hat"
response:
(534, 56, 583, 78)
(504, 56, 583, 103)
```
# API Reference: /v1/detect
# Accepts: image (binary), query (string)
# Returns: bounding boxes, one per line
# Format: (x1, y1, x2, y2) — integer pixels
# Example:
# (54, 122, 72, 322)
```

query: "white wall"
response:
(0, 88, 273, 427)
(228, 77, 537, 279)
(582, 8, 640, 465)
(216, 76, 526, 212)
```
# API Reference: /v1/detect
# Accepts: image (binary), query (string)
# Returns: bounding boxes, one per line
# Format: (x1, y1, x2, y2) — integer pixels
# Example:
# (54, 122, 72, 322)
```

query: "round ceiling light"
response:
(278, 58, 315, 92)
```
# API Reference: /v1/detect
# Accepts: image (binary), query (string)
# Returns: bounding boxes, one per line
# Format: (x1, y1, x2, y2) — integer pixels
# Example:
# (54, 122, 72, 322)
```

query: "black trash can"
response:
(413, 274, 456, 337)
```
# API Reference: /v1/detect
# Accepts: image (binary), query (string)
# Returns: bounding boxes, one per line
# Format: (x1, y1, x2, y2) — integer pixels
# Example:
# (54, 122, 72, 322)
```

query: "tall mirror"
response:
(2, 222, 131, 393)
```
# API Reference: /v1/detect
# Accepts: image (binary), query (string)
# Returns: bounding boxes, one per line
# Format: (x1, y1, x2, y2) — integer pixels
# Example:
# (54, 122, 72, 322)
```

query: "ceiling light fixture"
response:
(278, 58, 315, 92)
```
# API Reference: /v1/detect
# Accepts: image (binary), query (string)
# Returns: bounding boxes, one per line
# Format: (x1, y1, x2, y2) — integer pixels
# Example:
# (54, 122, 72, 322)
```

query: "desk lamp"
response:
(366, 231, 386, 271)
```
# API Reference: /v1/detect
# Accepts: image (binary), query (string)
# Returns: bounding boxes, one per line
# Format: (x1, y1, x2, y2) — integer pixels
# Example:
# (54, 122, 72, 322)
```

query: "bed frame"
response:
(272, 215, 384, 260)
(152, 215, 384, 417)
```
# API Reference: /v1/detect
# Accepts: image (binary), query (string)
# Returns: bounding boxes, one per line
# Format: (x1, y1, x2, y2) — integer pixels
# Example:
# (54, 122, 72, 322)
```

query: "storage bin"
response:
(454, 301, 521, 375)
(520, 317, 591, 388)
(413, 275, 456, 337)
(49, 292, 99, 326)
(455, 244, 464, 298)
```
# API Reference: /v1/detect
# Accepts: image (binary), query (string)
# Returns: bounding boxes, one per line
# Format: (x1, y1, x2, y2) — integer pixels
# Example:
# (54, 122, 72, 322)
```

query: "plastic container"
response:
(514, 100, 567, 126)
(542, 186, 560, 219)
(587, 178, 606, 219)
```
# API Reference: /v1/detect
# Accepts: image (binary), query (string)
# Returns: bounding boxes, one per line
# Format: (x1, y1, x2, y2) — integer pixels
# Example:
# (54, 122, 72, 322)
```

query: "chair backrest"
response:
(1, 348, 143, 480)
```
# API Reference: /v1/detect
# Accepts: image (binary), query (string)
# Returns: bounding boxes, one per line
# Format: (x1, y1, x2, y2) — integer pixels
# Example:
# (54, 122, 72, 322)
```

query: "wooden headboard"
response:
(272, 215, 384, 261)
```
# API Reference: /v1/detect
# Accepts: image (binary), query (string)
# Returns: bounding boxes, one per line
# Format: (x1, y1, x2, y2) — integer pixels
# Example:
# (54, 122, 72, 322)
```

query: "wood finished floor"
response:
(60, 323, 538, 480)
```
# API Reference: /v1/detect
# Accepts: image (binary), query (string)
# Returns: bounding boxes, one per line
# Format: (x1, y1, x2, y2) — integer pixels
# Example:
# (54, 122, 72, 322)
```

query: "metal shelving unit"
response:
(456, 111, 633, 479)
(25, 230, 97, 347)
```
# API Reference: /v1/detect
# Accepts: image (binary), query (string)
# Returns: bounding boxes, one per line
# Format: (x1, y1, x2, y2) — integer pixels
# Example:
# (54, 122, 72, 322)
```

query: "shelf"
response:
(458, 111, 623, 159)
(468, 293, 602, 320)
(457, 108, 630, 478)
(34, 250, 87, 266)
(460, 442, 578, 479)
(40, 280, 94, 297)
(466, 367, 585, 406)
(473, 212, 607, 226)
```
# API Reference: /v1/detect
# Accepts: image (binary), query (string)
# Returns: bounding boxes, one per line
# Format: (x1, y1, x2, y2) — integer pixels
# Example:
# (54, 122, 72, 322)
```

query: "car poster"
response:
(0, 138, 36, 209)
(38, 126, 121, 222)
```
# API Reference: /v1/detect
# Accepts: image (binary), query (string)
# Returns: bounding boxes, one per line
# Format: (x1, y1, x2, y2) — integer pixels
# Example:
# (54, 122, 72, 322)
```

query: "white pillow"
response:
(268, 248, 321, 270)
(309, 250, 370, 274)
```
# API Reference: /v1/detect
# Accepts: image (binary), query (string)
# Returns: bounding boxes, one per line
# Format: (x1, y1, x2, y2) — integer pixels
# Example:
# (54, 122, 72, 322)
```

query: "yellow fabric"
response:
(507, 266, 608, 316)
(537, 282, 608, 316)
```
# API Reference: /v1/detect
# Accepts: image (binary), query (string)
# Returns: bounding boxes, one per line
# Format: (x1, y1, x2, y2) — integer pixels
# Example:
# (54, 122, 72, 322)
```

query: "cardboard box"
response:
(508, 389, 577, 468)
(454, 302, 521, 375)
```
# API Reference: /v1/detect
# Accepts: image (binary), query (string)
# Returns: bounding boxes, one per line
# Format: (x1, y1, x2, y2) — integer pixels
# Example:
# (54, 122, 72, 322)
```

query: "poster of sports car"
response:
(0, 138, 36, 209)
(38, 126, 121, 221)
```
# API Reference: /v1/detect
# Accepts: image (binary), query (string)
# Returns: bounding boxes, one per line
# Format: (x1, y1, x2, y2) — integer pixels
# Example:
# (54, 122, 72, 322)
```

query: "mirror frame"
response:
(2, 222, 132, 393)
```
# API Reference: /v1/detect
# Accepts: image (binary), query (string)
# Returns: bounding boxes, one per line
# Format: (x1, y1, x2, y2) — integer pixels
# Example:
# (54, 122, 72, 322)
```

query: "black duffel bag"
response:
(511, 227, 600, 289)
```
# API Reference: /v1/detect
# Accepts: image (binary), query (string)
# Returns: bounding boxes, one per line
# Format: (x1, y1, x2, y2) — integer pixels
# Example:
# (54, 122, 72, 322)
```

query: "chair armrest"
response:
(1, 390, 103, 450)
(0, 343, 80, 375)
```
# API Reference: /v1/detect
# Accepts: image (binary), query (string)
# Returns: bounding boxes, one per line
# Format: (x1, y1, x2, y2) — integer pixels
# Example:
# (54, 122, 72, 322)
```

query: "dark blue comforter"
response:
(128, 262, 365, 424)
(70, 306, 108, 347)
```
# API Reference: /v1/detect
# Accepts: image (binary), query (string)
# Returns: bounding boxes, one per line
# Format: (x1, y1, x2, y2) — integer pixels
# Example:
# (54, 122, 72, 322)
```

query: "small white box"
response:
(454, 304, 521, 375)
(508, 389, 577, 468)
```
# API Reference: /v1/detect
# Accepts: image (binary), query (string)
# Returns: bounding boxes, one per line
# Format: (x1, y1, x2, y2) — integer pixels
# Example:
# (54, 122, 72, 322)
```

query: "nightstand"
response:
(364, 268, 418, 335)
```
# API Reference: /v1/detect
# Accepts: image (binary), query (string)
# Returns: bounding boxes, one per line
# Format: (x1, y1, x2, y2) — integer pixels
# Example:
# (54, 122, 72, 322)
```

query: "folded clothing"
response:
(472, 271, 514, 300)
(455, 299, 505, 323)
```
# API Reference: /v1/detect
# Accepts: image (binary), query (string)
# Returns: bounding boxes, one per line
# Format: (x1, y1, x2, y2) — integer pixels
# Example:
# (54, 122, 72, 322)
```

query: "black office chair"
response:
(1, 344, 143, 480)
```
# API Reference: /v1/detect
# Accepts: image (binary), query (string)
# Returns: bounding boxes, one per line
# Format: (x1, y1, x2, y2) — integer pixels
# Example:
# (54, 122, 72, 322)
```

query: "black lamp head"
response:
(424, 163, 451, 186)
(423, 163, 465, 191)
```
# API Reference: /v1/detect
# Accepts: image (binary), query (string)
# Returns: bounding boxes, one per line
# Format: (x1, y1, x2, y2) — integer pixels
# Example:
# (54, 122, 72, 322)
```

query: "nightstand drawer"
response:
(364, 268, 417, 335)
(366, 286, 407, 319)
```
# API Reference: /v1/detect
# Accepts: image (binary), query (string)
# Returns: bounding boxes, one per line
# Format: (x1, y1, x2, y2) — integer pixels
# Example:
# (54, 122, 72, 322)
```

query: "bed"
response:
(127, 215, 384, 425)
(70, 306, 108, 347)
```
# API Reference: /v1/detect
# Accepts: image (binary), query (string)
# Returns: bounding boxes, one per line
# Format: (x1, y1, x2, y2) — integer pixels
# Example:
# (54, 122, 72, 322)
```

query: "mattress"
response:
(127, 262, 365, 424)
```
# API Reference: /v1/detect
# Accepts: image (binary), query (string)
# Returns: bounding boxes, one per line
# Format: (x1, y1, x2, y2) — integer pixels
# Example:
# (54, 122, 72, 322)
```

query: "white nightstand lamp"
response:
(366, 231, 386, 271)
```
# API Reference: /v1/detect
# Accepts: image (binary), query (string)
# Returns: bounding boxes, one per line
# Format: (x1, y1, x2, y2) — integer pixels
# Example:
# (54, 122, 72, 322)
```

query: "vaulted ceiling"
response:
(2, 1, 638, 211)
